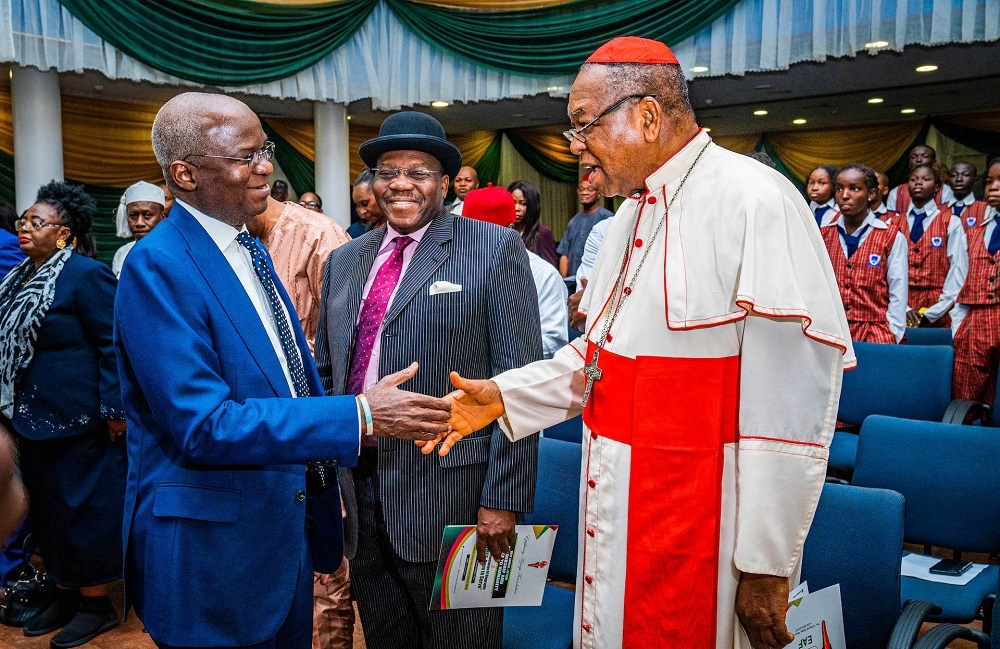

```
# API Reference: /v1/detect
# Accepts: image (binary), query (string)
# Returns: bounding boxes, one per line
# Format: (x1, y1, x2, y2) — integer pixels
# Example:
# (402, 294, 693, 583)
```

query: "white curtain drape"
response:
(1, 0, 997, 108)
(498, 133, 577, 241)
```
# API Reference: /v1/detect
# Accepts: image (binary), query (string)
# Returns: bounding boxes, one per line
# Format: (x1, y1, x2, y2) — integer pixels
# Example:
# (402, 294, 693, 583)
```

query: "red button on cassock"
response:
(587, 529, 596, 537)
(583, 624, 593, 633)
(591, 431, 598, 440)
(634, 239, 643, 248)
(646, 195, 657, 204)
(585, 575, 594, 584)
(588, 479, 597, 488)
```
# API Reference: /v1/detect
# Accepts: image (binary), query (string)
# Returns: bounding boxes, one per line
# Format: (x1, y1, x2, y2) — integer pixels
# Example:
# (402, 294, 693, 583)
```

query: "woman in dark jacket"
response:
(0, 181, 124, 646)
(508, 180, 559, 268)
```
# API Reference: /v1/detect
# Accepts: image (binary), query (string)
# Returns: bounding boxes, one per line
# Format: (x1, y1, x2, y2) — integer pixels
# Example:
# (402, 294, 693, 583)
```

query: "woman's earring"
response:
(55, 239, 66, 250)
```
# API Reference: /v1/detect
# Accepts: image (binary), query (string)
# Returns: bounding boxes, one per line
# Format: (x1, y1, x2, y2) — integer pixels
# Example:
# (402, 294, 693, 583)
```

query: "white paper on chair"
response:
(783, 584, 846, 649)
(900, 553, 989, 585)
(429, 524, 558, 609)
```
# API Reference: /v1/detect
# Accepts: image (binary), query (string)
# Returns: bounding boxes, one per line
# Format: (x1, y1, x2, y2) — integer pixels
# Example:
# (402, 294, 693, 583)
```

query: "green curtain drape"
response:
(264, 121, 317, 196)
(385, 0, 741, 76)
(756, 136, 805, 193)
(930, 118, 1000, 160)
(473, 133, 503, 186)
(0, 150, 13, 207)
(504, 130, 577, 182)
(58, 0, 377, 86)
(885, 121, 931, 187)
(58, 0, 739, 84)
(81, 183, 130, 266)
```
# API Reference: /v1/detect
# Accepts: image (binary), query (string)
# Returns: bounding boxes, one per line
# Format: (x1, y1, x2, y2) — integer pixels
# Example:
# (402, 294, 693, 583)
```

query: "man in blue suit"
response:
(315, 112, 542, 648)
(114, 93, 451, 649)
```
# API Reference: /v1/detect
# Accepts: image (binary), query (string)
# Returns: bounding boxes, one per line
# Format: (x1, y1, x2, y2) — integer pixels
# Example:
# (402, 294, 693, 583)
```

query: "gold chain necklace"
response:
(581, 141, 711, 407)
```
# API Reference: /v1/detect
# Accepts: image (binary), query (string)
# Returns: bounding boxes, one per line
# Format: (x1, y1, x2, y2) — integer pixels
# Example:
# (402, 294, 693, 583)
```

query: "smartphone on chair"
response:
(928, 558, 973, 576)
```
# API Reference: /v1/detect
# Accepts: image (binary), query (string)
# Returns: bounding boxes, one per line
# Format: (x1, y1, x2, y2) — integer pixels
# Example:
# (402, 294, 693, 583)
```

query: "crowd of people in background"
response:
(0, 121, 997, 649)
(803, 146, 1000, 412)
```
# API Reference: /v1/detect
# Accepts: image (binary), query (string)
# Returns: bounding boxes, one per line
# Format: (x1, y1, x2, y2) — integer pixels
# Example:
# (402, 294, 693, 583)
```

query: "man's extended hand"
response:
(476, 507, 516, 564)
(906, 308, 922, 328)
(365, 362, 451, 441)
(735, 573, 793, 648)
(568, 278, 587, 332)
(417, 371, 504, 456)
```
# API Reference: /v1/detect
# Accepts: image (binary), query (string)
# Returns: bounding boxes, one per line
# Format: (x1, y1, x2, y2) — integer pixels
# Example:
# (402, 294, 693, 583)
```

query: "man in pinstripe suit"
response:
(314, 112, 542, 649)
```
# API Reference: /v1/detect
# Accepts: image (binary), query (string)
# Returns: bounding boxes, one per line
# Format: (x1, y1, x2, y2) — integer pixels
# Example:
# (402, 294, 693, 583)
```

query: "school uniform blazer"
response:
(315, 210, 542, 563)
(12, 251, 122, 441)
(114, 205, 360, 647)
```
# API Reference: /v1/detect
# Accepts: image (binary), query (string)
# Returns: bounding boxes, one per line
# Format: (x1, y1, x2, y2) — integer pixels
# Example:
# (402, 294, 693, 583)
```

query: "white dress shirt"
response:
(905, 201, 969, 322)
(527, 250, 569, 358)
(887, 183, 955, 211)
(575, 215, 614, 292)
(952, 205, 1000, 333)
(832, 211, 909, 342)
(111, 240, 136, 278)
(177, 199, 298, 396)
(809, 198, 838, 225)
(450, 199, 464, 216)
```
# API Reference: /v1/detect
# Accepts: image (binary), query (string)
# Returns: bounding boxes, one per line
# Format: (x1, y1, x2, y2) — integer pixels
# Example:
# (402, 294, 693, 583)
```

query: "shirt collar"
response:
(872, 203, 887, 214)
(641, 129, 712, 195)
(953, 193, 975, 207)
(175, 199, 247, 253)
(834, 210, 886, 231)
(908, 200, 939, 219)
(810, 198, 837, 212)
(378, 219, 432, 254)
(986, 206, 1000, 225)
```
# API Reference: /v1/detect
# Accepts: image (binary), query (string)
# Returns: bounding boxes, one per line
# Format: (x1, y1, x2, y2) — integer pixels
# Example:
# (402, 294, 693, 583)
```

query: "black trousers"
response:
(351, 448, 502, 649)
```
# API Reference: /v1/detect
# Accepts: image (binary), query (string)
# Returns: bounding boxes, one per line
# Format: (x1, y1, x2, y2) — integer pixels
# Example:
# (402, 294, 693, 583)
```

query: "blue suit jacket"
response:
(315, 211, 542, 563)
(115, 204, 360, 647)
(12, 252, 122, 440)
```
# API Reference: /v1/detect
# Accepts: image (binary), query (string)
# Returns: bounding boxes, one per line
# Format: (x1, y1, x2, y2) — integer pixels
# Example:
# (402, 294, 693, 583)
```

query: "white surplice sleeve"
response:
(734, 316, 842, 578)
(492, 337, 587, 442)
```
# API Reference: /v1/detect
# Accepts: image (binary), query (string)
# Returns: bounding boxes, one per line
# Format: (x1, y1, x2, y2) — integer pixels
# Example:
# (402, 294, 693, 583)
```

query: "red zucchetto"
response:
(585, 36, 679, 65)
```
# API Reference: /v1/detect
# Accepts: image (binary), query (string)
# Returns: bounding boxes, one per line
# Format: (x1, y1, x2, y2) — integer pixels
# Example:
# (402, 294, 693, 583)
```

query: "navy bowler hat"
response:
(359, 111, 462, 179)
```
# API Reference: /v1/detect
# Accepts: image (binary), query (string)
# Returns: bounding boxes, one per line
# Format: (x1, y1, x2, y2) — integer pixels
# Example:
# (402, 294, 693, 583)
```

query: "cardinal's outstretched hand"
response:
(417, 371, 505, 456)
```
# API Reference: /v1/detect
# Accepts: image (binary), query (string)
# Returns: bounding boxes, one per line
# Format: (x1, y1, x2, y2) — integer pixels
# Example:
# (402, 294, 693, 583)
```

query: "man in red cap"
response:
(463, 184, 568, 357)
(425, 36, 852, 649)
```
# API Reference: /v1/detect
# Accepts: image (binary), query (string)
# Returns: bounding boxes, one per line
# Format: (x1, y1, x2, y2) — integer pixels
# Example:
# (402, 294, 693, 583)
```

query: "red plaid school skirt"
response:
(850, 321, 896, 344)
(910, 286, 951, 328)
(953, 304, 1000, 406)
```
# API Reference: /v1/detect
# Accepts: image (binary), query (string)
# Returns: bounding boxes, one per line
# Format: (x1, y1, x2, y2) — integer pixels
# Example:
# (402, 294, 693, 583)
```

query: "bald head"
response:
(152, 93, 258, 191)
(909, 145, 936, 169)
(453, 166, 479, 201)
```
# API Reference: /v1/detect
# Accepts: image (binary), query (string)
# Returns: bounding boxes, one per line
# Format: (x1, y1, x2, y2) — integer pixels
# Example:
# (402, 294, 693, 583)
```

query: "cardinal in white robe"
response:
(423, 37, 854, 649)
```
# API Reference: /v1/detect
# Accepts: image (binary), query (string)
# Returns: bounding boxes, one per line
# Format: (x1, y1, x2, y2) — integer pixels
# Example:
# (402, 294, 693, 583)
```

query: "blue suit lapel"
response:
(170, 206, 292, 398)
(383, 212, 453, 327)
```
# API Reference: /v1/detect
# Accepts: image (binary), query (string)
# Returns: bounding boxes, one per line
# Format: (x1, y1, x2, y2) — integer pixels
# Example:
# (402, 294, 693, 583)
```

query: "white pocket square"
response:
(429, 281, 462, 296)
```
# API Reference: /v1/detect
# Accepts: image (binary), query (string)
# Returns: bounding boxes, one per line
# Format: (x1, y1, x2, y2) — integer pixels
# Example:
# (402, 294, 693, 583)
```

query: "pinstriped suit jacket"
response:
(315, 210, 542, 563)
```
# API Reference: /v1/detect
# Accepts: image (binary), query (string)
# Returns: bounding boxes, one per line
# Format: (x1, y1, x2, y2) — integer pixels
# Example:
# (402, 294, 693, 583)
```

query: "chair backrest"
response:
(853, 415, 1000, 552)
(838, 342, 954, 426)
(524, 437, 581, 582)
(903, 328, 952, 346)
(543, 415, 582, 444)
(801, 483, 905, 649)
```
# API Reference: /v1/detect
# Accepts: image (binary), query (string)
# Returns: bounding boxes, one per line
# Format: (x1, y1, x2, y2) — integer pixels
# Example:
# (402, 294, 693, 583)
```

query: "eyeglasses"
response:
(15, 219, 64, 232)
(563, 94, 657, 144)
(298, 201, 321, 209)
(373, 167, 444, 182)
(186, 141, 275, 169)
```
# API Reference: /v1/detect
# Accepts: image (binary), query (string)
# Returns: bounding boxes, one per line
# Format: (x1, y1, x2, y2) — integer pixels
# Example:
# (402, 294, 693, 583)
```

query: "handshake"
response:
(364, 363, 504, 454)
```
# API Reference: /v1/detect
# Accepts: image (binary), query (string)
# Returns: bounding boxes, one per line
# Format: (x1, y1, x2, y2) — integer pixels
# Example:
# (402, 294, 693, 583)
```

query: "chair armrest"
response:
(824, 476, 850, 485)
(911, 624, 991, 649)
(942, 399, 988, 425)
(888, 600, 942, 649)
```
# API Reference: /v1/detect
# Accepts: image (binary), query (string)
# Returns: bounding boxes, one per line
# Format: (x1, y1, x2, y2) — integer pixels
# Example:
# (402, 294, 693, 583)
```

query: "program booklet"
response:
(429, 524, 558, 610)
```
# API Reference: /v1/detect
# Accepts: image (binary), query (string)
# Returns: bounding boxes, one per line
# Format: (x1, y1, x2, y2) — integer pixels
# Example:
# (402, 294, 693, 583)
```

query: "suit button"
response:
(990, 277, 996, 283)
(296, 491, 306, 502)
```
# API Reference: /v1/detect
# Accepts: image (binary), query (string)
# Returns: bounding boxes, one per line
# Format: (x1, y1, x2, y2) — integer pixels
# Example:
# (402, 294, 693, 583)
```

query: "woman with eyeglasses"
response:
(0, 181, 125, 645)
(507, 180, 559, 268)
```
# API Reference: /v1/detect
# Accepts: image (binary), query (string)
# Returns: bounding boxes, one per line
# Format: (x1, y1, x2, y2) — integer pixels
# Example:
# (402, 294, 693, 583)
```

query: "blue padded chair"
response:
(853, 416, 1000, 632)
(542, 415, 582, 444)
(831, 342, 955, 472)
(503, 437, 581, 649)
(802, 483, 942, 649)
(904, 328, 953, 346)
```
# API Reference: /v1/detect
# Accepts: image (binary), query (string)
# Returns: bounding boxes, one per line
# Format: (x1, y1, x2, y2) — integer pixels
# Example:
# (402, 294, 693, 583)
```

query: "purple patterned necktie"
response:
(347, 235, 414, 418)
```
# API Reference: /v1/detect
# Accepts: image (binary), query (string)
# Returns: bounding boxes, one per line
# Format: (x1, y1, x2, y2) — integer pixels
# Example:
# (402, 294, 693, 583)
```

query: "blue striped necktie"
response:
(814, 205, 831, 227)
(952, 203, 966, 217)
(988, 217, 1000, 256)
(838, 224, 870, 259)
(910, 211, 927, 243)
(236, 232, 311, 397)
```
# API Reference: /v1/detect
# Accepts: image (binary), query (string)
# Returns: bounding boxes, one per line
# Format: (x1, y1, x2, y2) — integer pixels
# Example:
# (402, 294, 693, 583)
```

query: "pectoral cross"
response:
(582, 348, 603, 407)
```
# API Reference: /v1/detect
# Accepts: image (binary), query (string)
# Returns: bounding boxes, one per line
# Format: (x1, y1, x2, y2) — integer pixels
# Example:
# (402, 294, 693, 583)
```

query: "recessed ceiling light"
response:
(691, 66, 709, 73)
(915, 65, 938, 73)
(546, 86, 563, 92)
(900, 108, 917, 114)
(753, 110, 768, 116)
(792, 118, 807, 125)
(865, 40, 889, 49)
(346, 115, 352, 120)
(431, 101, 450, 108)
(867, 97, 884, 104)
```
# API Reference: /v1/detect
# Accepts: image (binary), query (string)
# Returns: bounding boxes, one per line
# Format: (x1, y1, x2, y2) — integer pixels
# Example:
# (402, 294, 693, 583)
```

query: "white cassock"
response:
(492, 129, 854, 649)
